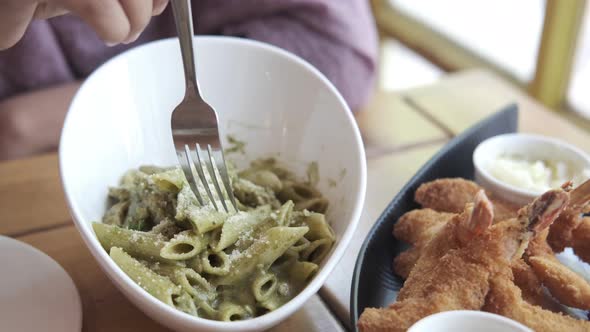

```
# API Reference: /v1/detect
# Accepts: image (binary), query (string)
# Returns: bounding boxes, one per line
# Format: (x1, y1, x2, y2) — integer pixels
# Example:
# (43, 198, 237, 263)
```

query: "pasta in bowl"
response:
(59, 36, 366, 332)
(93, 160, 335, 321)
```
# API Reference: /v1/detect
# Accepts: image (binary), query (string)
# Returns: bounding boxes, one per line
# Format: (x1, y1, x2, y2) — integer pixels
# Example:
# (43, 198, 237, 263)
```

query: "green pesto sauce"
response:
(306, 161, 319, 186)
(225, 135, 247, 155)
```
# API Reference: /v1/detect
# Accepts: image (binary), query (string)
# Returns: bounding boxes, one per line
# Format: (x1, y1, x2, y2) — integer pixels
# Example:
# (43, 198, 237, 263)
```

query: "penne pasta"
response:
(201, 250, 231, 276)
(93, 223, 173, 263)
(240, 169, 283, 192)
(216, 226, 309, 285)
(96, 159, 334, 321)
(288, 261, 319, 286)
(252, 271, 278, 302)
(294, 197, 329, 213)
(173, 292, 198, 315)
(300, 238, 333, 264)
(258, 291, 289, 312)
(150, 168, 185, 192)
(102, 201, 129, 226)
(233, 178, 281, 208)
(249, 158, 295, 181)
(272, 249, 299, 268)
(160, 230, 208, 260)
(153, 264, 215, 302)
(110, 247, 180, 307)
(149, 218, 182, 240)
(275, 200, 294, 227)
(210, 205, 271, 252)
(290, 236, 311, 253)
(278, 181, 322, 204)
(218, 302, 252, 321)
(301, 212, 335, 242)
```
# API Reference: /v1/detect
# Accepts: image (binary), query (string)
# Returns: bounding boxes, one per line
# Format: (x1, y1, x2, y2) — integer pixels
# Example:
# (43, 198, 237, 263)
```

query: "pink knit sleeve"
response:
(194, 0, 378, 111)
(0, 1, 378, 110)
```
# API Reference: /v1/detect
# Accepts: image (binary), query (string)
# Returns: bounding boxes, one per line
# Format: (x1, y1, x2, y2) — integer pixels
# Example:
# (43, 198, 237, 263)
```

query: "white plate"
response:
(0, 236, 82, 332)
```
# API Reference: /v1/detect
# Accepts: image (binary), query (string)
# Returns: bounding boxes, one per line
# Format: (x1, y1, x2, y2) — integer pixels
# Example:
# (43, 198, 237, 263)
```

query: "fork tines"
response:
(178, 144, 237, 213)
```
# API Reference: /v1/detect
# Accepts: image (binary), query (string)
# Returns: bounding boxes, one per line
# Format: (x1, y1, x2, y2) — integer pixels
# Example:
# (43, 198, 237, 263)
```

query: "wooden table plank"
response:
(320, 143, 445, 327)
(17, 225, 344, 332)
(405, 69, 590, 152)
(356, 90, 448, 158)
(273, 296, 344, 332)
(6, 69, 589, 331)
(0, 154, 70, 236)
(19, 226, 160, 331)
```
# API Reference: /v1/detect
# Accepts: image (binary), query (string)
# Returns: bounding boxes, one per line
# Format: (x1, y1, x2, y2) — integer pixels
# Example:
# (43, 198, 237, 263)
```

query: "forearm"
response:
(0, 81, 82, 161)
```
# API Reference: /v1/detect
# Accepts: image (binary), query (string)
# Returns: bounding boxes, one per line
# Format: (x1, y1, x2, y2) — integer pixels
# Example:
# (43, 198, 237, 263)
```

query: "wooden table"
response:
(1, 70, 589, 331)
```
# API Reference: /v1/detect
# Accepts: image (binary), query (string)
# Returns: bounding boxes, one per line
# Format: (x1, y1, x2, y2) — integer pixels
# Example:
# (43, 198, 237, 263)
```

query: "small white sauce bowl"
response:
(473, 133, 590, 206)
(408, 310, 532, 332)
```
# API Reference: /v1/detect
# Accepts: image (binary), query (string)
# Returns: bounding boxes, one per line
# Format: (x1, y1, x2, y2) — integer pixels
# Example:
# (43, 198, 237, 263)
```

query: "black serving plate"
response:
(350, 104, 519, 329)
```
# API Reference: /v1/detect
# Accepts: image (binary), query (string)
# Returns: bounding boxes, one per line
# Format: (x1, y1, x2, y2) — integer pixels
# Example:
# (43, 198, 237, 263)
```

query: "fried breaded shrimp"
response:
(392, 207, 573, 312)
(394, 191, 493, 288)
(393, 191, 564, 298)
(359, 189, 569, 332)
(518, 179, 590, 310)
(414, 178, 518, 221)
(415, 178, 480, 213)
(392, 248, 420, 279)
(547, 208, 584, 253)
(523, 226, 590, 310)
(361, 257, 491, 332)
(548, 179, 590, 253)
(529, 255, 590, 310)
(393, 209, 453, 245)
(511, 259, 563, 313)
(397, 191, 494, 301)
(392, 209, 453, 278)
(484, 274, 590, 332)
(571, 217, 590, 262)
(527, 228, 555, 256)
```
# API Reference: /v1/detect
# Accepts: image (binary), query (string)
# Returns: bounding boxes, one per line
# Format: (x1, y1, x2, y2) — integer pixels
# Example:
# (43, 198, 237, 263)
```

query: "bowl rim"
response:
(59, 35, 367, 329)
(473, 132, 590, 198)
(408, 310, 533, 332)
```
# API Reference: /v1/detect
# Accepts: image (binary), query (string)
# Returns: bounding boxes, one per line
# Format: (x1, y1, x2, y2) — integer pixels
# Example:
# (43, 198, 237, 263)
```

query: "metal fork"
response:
(170, 0, 237, 213)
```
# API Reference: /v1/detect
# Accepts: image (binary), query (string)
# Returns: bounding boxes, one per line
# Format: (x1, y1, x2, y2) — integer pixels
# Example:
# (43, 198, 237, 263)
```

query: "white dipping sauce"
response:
(488, 155, 590, 193)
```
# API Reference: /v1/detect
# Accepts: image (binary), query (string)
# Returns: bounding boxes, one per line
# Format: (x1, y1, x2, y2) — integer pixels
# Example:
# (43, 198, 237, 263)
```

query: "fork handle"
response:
(171, 0, 202, 99)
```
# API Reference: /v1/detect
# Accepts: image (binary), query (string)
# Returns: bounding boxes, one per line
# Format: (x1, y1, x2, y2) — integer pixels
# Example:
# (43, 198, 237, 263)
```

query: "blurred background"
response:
(373, 0, 590, 130)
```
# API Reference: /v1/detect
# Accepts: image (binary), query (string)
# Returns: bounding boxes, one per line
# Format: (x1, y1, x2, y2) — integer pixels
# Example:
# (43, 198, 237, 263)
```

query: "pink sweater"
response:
(0, 0, 377, 110)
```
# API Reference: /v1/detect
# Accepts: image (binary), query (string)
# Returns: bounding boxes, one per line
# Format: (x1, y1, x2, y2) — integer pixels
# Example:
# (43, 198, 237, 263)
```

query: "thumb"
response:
(33, 2, 69, 20)
(0, 3, 36, 50)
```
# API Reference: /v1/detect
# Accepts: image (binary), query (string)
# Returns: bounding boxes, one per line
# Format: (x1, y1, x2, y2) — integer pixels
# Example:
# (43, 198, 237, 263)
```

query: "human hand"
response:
(0, 0, 169, 50)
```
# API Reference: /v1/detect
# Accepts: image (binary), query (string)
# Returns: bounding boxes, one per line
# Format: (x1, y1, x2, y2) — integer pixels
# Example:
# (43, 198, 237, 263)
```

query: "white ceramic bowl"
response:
(408, 311, 532, 332)
(473, 133, 590, 205)
(59, 36, 366, 332)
